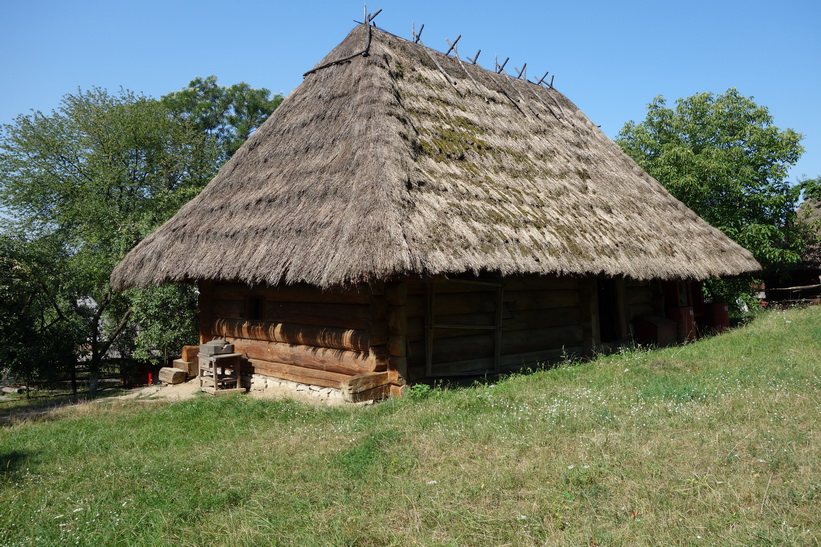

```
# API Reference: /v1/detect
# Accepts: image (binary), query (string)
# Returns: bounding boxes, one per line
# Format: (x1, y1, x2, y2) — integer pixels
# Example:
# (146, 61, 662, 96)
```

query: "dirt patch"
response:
(116, 380, 202, 401)
(1, 380, 350, 425)
(117, 379, 348, 406)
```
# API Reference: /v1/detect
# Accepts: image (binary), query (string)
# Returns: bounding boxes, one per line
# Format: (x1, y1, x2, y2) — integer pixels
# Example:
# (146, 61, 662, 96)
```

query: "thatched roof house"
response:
(112, 24, 760, 399)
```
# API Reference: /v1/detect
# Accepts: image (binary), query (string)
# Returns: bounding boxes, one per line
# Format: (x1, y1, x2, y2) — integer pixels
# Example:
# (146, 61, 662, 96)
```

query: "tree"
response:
(0, 231, 83, 390)
(117, 284, 200, 370)
(617, 89, 805, 302)
(0, 88, 218, 394)
(800, 176, 821, 202)
(1, 79, 281, 394)
(161, 75, 283, 162)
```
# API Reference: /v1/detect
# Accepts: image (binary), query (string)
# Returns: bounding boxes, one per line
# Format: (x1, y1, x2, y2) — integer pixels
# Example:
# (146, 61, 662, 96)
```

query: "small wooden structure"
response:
(111, 23, 760, 400)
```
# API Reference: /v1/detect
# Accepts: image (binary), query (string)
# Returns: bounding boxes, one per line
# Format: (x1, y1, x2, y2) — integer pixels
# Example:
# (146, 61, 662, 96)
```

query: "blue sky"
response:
(2, 0, 819, 184)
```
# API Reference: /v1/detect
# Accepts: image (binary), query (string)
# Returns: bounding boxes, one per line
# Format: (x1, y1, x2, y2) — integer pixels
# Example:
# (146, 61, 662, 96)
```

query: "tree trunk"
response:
(88, 371, 99, 398)
(71, 361, 77, 397)
(88, 356, 100, 398)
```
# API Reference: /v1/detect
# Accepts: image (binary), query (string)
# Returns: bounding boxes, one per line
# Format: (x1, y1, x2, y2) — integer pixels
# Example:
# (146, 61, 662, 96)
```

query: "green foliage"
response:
(161, 75, 283, 162)
(0, 87, 216, 272)
(0, 78, 280, 388)
(406, 382, 433, 401)
(0, 232, 82, 383)
(0, 88, 217, 390)
(800, 175, 821, 202)
(617, 89, 805, 275)
(119, 284, 200, 367)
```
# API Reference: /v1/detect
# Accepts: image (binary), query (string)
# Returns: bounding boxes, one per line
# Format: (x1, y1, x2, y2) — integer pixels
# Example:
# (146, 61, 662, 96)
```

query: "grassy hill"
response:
(1, 306, 819, 545)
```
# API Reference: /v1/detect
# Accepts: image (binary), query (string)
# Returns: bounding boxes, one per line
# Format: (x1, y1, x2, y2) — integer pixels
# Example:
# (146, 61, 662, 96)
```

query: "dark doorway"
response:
(597, 279, 619, 343)
(246, 296, 265, 320)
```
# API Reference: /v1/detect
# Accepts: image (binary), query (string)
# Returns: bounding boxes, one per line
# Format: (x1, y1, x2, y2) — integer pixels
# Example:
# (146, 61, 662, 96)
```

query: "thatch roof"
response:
(111, 24, 760, 290)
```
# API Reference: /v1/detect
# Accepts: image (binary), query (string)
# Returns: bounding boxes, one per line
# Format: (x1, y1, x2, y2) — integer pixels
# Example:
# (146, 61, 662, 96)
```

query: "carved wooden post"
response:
(385, 280, 408, 397)
(198, 280, 214, 344)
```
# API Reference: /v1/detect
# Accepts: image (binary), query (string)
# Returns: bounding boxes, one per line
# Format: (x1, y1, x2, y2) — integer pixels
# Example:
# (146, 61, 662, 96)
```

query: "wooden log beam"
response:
(227, 338, 385, 376)
(369, 345, 391, 371)
(505, 307, 581, 331)
(506, 290, 580, 311)
(424, 356, 493, 376)
(388, 305, 407, 335)
(211, 299, 244, 320)
(615, 278, 629, 341)
(425, 346, 584, 377)
(407, 308, 583, 342)
(212, 282, 372, 304)
(341, 371, 390, 394)
(371, 296, 388, 321)
(412, 333, 494, 364)
(387, 357, 407, 386)
(428, 292, 497, 315)
(387, 335, 406, 357)
(626, 286, 653, 306)
(386, 281, 409, 387)
(405, 278, 425, 295)
(409, 290, 579, 318)
(212, 318, 371, 352)
(346, 384, 390, 403)
(501, 277, 580, 291)
(627, 303, 656, 321)
(407, 294, 425, 318)
(212, 299, 373, 329)
(498, 325, 584, 354)
(582, 278, 599, 354)
(173, 359, 197, 378)
(385, 281, 408, 307)
(369, 322, 389, 347)
(423, 346, 583, 377)
(158, 367, 187, 384)
(246, 358, 347, 388)
(406, 276, 580, 295)
(265, 302, 373, 329)
(408, 325, 583, 364)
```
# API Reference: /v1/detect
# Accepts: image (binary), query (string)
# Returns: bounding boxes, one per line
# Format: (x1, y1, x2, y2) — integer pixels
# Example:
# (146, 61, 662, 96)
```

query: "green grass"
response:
(1, 306, 819, 546)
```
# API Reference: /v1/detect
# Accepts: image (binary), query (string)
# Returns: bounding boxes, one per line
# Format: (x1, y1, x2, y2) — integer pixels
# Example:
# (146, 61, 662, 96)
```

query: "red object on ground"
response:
(147, 373, 153, 385)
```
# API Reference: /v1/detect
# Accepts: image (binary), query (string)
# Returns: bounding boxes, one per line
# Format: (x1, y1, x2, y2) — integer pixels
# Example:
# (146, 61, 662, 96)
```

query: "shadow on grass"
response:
(0, 450, 30, 481)
(403, 363, 565, 401)
(0, 388, 128, 428)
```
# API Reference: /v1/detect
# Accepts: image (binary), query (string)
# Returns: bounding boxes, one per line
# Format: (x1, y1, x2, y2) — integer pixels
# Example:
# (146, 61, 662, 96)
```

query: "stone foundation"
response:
(245, 372, 346, 404)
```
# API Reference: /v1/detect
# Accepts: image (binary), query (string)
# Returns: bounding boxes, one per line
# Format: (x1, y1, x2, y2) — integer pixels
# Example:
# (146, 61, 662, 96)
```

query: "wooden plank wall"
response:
(405, 276, 585, 381)
(624, 279, 664, 327)
(203, 282, 388, 389)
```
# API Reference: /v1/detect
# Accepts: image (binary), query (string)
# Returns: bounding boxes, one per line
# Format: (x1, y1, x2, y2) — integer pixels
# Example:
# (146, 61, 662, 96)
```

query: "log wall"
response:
(405, 276, 586, 380)
(624, 279, 664, 326)
(202, 282, 385, 389)
(198, 277, 668, 391)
